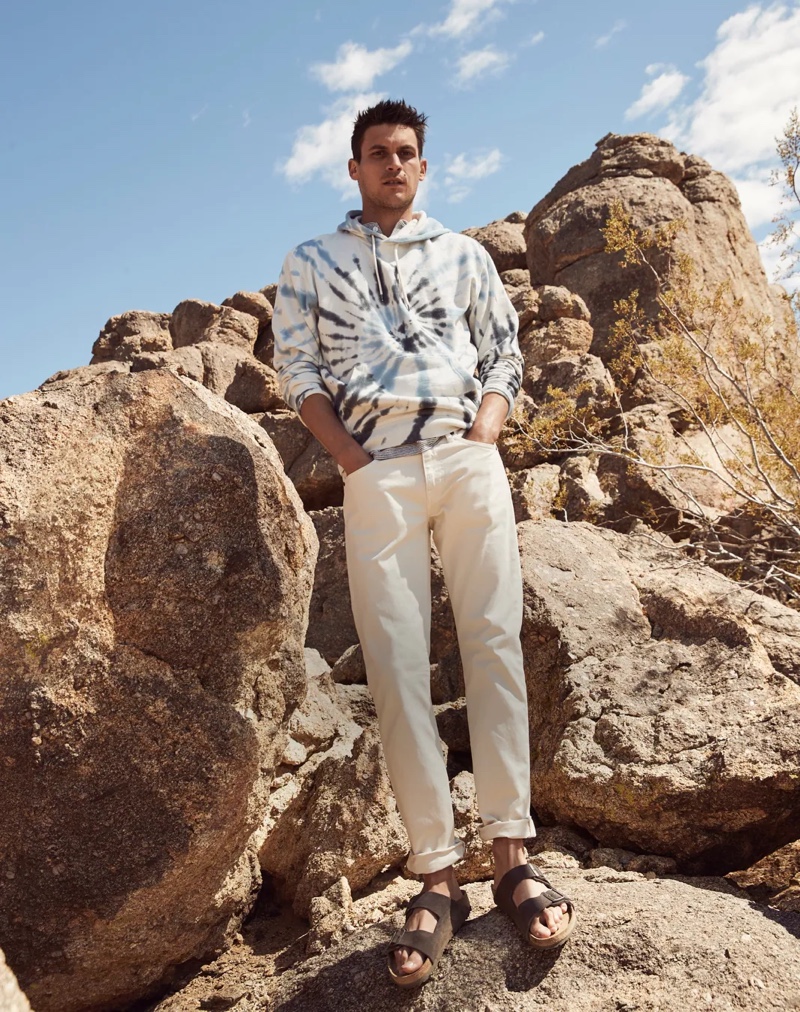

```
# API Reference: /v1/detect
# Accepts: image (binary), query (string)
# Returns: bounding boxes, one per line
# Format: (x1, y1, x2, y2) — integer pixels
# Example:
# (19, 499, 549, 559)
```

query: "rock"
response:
(259, 727, 409, 916)
(451, 772, 493, 884)
(305, 509, 356, 665)
(90, 310, 172, 364)
(288, 658, 353, 756)
(727, 840, 800, 908)
(529, 825, 596, 860)
(463, 213, 527, 273)
(526, 353, 616, 412)
(525, 133, 796, 371)
(129, 345, 205, 382)
(199, 343, 284, 413)
(434, 698, 471, 754)
(170, 299, 258, 351)
(221, 291, 273, 328)
(519, 318, 595, 368)
(222, 292, 275, 369)
(0, 949, 31, 1012)
(330, 643, 366, 685)
(518, 519, 800, 872)
(306, 878, 355, 956)
(261, 413, 343, 511)
(508, 464, 560, 523)
(500, 268, 530, 291)
(334, 684, 376, 728)
(260, 283, 278, 305)
(0, 368, 316, 1012)
(536, 285, 591, 323)
(588, 847, 638, 871)
(253, 874, 800, 1011)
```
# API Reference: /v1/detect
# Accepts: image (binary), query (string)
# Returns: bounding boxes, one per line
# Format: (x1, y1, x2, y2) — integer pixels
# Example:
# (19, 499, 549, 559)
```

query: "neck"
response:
(361, 201, 414, 236)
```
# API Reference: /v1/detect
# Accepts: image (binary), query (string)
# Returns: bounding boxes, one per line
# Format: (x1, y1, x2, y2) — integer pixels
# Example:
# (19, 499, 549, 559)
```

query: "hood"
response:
(337, 209, 450, 244)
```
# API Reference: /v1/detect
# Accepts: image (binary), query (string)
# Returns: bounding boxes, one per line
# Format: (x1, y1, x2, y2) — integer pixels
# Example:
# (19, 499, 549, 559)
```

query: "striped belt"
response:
(370, 432, 455, 460)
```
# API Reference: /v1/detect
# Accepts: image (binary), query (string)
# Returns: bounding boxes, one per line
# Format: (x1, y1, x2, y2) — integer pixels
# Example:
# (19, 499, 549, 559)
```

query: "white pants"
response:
(341, 433, 535, 875)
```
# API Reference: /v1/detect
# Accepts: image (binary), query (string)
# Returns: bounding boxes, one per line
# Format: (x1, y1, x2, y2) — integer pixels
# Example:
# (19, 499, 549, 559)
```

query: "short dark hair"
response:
(351, 99, 428, 161)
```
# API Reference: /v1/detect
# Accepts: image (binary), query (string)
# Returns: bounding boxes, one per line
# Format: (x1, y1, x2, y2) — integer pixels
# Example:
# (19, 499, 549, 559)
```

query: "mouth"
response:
(384, 178, 406, 186)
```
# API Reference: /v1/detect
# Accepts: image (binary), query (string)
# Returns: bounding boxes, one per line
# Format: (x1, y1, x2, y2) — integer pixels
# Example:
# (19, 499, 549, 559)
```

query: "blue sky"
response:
(2, 0, 799, 401)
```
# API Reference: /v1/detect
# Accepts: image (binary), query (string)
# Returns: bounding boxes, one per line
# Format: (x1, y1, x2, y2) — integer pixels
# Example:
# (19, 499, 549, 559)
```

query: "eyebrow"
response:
(368, 144, 418, 154)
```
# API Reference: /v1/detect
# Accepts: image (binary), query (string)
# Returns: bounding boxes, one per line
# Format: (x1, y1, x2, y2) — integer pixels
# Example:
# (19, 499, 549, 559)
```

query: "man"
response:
(273, 99, 575, 987)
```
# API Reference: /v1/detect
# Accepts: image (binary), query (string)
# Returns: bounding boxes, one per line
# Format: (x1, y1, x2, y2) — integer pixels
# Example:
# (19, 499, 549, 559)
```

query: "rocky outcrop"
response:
(0, 368, 317, 1012)
(91, 310, 172, 364)
(727, 840, 800, 912)
(518, 520, 800, 872)
(463, 211, 527, 273)
(259, 726, 409, 916)
(524, 133, 795, 369)
(149, 873, 800, 1011)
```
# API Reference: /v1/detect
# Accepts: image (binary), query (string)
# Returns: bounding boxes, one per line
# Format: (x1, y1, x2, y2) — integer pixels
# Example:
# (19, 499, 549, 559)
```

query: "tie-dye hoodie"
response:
(272, 210, 523, 452)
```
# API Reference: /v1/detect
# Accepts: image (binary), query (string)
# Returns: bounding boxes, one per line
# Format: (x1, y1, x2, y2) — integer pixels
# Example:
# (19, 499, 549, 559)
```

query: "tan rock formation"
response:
(259, 726, 409, 916)
(524, 133, 795, 368)
(171, 298, 258, 350)
(261, 413, 342, 511)
(90, 310, 172, 364)
(0, 368, 316, 1012)
(518, 519, 800, 872)
(463, 212, 527, 273)
(188, 874, 800, 1012)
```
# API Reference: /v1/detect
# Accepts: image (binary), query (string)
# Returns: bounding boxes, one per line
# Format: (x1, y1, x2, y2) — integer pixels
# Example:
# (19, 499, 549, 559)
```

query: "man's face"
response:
(348, 124, 427, 213)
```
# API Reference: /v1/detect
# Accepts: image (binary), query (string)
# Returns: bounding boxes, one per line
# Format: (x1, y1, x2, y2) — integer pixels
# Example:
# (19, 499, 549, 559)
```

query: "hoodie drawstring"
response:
(370, 232, 411, 308)
(394, 246, 410, 308)
(371, 234, 385, 301)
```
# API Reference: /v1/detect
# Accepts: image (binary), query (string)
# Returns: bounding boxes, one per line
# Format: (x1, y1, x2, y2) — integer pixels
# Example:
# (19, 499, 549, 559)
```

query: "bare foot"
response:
(394, 867, 463, 976)
(493, 838, 568, 939)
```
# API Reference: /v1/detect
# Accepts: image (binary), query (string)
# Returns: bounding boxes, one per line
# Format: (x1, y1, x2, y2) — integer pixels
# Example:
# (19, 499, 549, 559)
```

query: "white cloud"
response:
(662, 5, 800, 175)
(311, 41, 412, 92)
(444, 148, 504, 201)
(454, 46, 512, 87)
(625, 64, 690, 120)
(190, 105, 208, 123)
(242, 109, 251, 128)
(430, 0, 513, 38)
(654, 4, 800, 237)
(527, 30, 545, 46)
(595, 19, 626, 49)
(278, 92, 385, 198)
(733, 168, 783, 231)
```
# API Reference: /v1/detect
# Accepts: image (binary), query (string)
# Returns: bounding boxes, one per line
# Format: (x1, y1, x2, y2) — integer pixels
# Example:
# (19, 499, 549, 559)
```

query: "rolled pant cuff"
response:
(406, 839, 465, 875)
(478, 817, 536, 842)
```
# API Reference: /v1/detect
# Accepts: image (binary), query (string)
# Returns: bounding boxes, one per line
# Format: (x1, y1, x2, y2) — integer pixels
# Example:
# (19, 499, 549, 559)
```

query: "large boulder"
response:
(524, 133, 795, 368)
(463, 211, 527, 273)
(0, 367, 317, 1012)
(518, 519, 800, 872)
(169, 873, 800, 1011)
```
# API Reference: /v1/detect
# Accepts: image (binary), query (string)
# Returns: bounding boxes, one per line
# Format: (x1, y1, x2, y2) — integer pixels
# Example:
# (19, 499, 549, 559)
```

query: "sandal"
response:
(386, 889, 471, 989)
(493, 863, 576, 950)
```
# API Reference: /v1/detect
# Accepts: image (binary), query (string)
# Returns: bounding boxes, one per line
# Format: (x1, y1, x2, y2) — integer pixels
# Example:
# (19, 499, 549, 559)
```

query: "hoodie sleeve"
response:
(273, 249, 333, 414)
(467, 246, 523, 419)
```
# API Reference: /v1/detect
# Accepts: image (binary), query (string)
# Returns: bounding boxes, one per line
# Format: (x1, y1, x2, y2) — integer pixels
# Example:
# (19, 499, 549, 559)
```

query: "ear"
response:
(348, 158, 359, 180)
(419, 158, 428, 180)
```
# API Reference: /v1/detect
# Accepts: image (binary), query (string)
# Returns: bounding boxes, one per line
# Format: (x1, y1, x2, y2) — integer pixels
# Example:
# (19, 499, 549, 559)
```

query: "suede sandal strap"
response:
(494, 862, 538, 913)
(388, 928, 438, 965)
(387, 890, 472, 970)
(405, 890, 453, 920)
